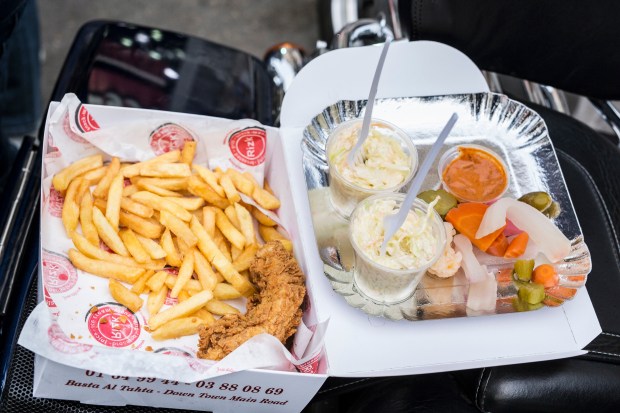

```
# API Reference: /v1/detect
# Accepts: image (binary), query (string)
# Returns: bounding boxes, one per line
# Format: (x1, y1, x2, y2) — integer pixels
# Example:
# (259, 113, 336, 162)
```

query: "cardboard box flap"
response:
(278, 40, 601, 377)
(280, 40, 489, 129)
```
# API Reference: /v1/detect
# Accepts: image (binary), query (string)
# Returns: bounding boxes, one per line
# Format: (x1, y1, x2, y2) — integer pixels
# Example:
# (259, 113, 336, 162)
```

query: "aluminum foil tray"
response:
(301, 93, 591, 321)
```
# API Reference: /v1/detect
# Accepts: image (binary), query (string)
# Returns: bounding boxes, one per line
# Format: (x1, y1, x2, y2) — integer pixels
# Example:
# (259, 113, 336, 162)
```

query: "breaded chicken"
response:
(197, 241, 306, 360)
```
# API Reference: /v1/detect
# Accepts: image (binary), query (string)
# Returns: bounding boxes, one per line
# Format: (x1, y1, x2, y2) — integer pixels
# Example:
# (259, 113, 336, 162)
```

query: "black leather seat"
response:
(3, 14, 620, 413)
(348, 2, 620, 412)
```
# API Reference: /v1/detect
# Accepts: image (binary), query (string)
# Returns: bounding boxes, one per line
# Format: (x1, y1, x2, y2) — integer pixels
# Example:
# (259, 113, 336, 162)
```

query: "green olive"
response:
(512, 296, 544, 312)
(418, 189, 458, 217)
(518, 191, 552, 212)
(543, 201, 561, 219)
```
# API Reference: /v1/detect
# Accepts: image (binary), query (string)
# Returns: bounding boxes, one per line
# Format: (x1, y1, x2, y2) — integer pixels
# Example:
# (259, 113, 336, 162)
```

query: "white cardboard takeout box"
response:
(27, 41, 601, 412)
(280, 40, 600, 376)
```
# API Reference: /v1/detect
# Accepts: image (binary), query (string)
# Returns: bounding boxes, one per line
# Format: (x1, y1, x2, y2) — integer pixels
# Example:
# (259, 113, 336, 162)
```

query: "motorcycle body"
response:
(2, 2, 620, 413)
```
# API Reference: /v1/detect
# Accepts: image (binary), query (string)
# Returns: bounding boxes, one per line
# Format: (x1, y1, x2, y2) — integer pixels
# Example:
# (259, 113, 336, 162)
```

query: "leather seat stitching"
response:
(480, 368, 493, 413)
(474, 367, 486, 407)
(317, 378, 372, 395)
(558, 151, 620, 357)
(557, 150, 620, 272)
(588, 349, 620, 358)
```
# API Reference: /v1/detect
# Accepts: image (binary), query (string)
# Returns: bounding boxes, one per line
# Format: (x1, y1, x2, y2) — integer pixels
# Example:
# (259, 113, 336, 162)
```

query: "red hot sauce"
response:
(442, 146, 507, 202)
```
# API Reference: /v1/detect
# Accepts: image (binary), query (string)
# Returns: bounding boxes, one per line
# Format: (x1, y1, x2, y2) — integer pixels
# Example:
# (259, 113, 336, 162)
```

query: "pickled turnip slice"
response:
(453, 234, 489, 283)
(475, 198, 570, 263)
(467, 272, 498, 311)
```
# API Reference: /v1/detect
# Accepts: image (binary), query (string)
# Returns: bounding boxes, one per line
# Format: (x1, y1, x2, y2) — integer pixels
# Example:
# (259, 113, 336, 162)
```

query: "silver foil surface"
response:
(301, 93, 591, 320)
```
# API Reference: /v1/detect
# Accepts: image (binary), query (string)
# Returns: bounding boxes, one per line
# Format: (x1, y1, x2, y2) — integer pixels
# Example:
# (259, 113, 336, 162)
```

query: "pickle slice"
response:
(516, 282, 546, 305)
(519, 191, 552, 212)
(513, 297, 544, 312)
(418, 189, 458, 217)
(513, 259, 535, 282)
(543, 201, 561, 219)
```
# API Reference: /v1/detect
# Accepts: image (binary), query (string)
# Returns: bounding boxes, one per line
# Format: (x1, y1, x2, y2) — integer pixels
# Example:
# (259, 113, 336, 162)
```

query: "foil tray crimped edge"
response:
(302, 93, 591, 321)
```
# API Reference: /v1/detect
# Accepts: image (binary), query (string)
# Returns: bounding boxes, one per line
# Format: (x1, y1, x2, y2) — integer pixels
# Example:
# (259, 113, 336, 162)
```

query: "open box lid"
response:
(278, 40, 601, 377)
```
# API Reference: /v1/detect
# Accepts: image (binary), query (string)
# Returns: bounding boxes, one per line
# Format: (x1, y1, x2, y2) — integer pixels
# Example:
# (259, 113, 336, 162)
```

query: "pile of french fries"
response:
(53, 143, 292, 342)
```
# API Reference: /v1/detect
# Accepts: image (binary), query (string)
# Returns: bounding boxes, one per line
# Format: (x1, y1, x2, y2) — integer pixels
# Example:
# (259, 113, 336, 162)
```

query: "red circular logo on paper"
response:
(75, 104, 100, 132)
(154, 347, 209, 372)
(297, 353, 321, 374)
(228, 127, 266, 166)
(149, 123, 195, 155)
(48, 323, 93, 354)
(45, 149, 61, 160)
(48, 187, 64, 218)
(161, 268, 179, 305)
(42, 250, 78, 293)
(87, 303, 141, 348)
(64, 113, 89, 143)
(99, 239, 114, 254)
(165, 291, 178, 306)
(44, 287, 58, 308)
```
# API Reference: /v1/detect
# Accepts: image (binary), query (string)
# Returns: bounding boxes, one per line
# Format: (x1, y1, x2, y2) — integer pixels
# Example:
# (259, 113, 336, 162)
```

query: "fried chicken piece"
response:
(197, 241, 306, 360)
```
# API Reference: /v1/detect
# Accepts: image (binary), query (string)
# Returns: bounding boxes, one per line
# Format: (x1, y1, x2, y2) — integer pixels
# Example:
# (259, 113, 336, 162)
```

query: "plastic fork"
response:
(347, 40, 392, 167)
(380, 113, 459, 255)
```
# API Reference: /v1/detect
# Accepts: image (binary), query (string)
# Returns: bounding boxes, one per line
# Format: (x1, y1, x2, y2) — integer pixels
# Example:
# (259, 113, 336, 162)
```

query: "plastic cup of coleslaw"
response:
(326, 119, 417, 219)
(349, 194, 446, 304)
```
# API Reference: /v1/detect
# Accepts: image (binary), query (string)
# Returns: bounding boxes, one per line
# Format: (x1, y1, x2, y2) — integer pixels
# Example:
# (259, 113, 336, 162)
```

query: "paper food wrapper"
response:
(19, 94, 325, 381)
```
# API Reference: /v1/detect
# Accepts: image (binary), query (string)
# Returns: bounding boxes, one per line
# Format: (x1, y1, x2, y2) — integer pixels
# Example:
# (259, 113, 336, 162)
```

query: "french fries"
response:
(234, 203, 255, 245)
(214, 208, 245, 250)
(252, 186, 281, 210)
(120, 197, 154, 218)
(187, 175, 229, 210)
(205, 299, 240, 316)
(109, 279, 144, 313)
(233, 243, 259, 272)
(62, 177, 82, 234)
(131, 270, 155, 295)
(180, 141, 197, 165)
(135, 181, 183, 197)
(132, 191, 193, 222)
(165, 196, 205, 211)
(202, 207, 216, 237)
(190, 216, 254, 295)
(68, 249, 144, 283)
(219, 174, 241, 203)
(121, 150, 181, 178)
(250, 205, 277, 226)
(145, 270, 168, 293)
(193, 165, 225, 197)
(105, 173, 124, 229)
(193, 248, 218, 291)
(170, 248, 195, 298)
(151, 316, 203, 341)
(160, 228, 182, 267)
(52, 146, 291, 344)
(259, 225, 293, 252)
(79, 192, 99, 246)
(140, 162, 191, 178)
(70, 231, 164, 270)
(225, 168, 254, 196)
(165, 275, 202, 292)
(149, 289, 213, 330)
(119, 228, 151, 264)
(119, 211, 163, 239)
(93, 157, 120, 198)
(147, 285, 168, 316)
(213, 283, 243, 300)
(53, 154, 103, 192)
(135, 233, 167, 259)
(160, 210, 198, 247)
(92, 206, 129, 256)
(133, 177, 188, 191)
